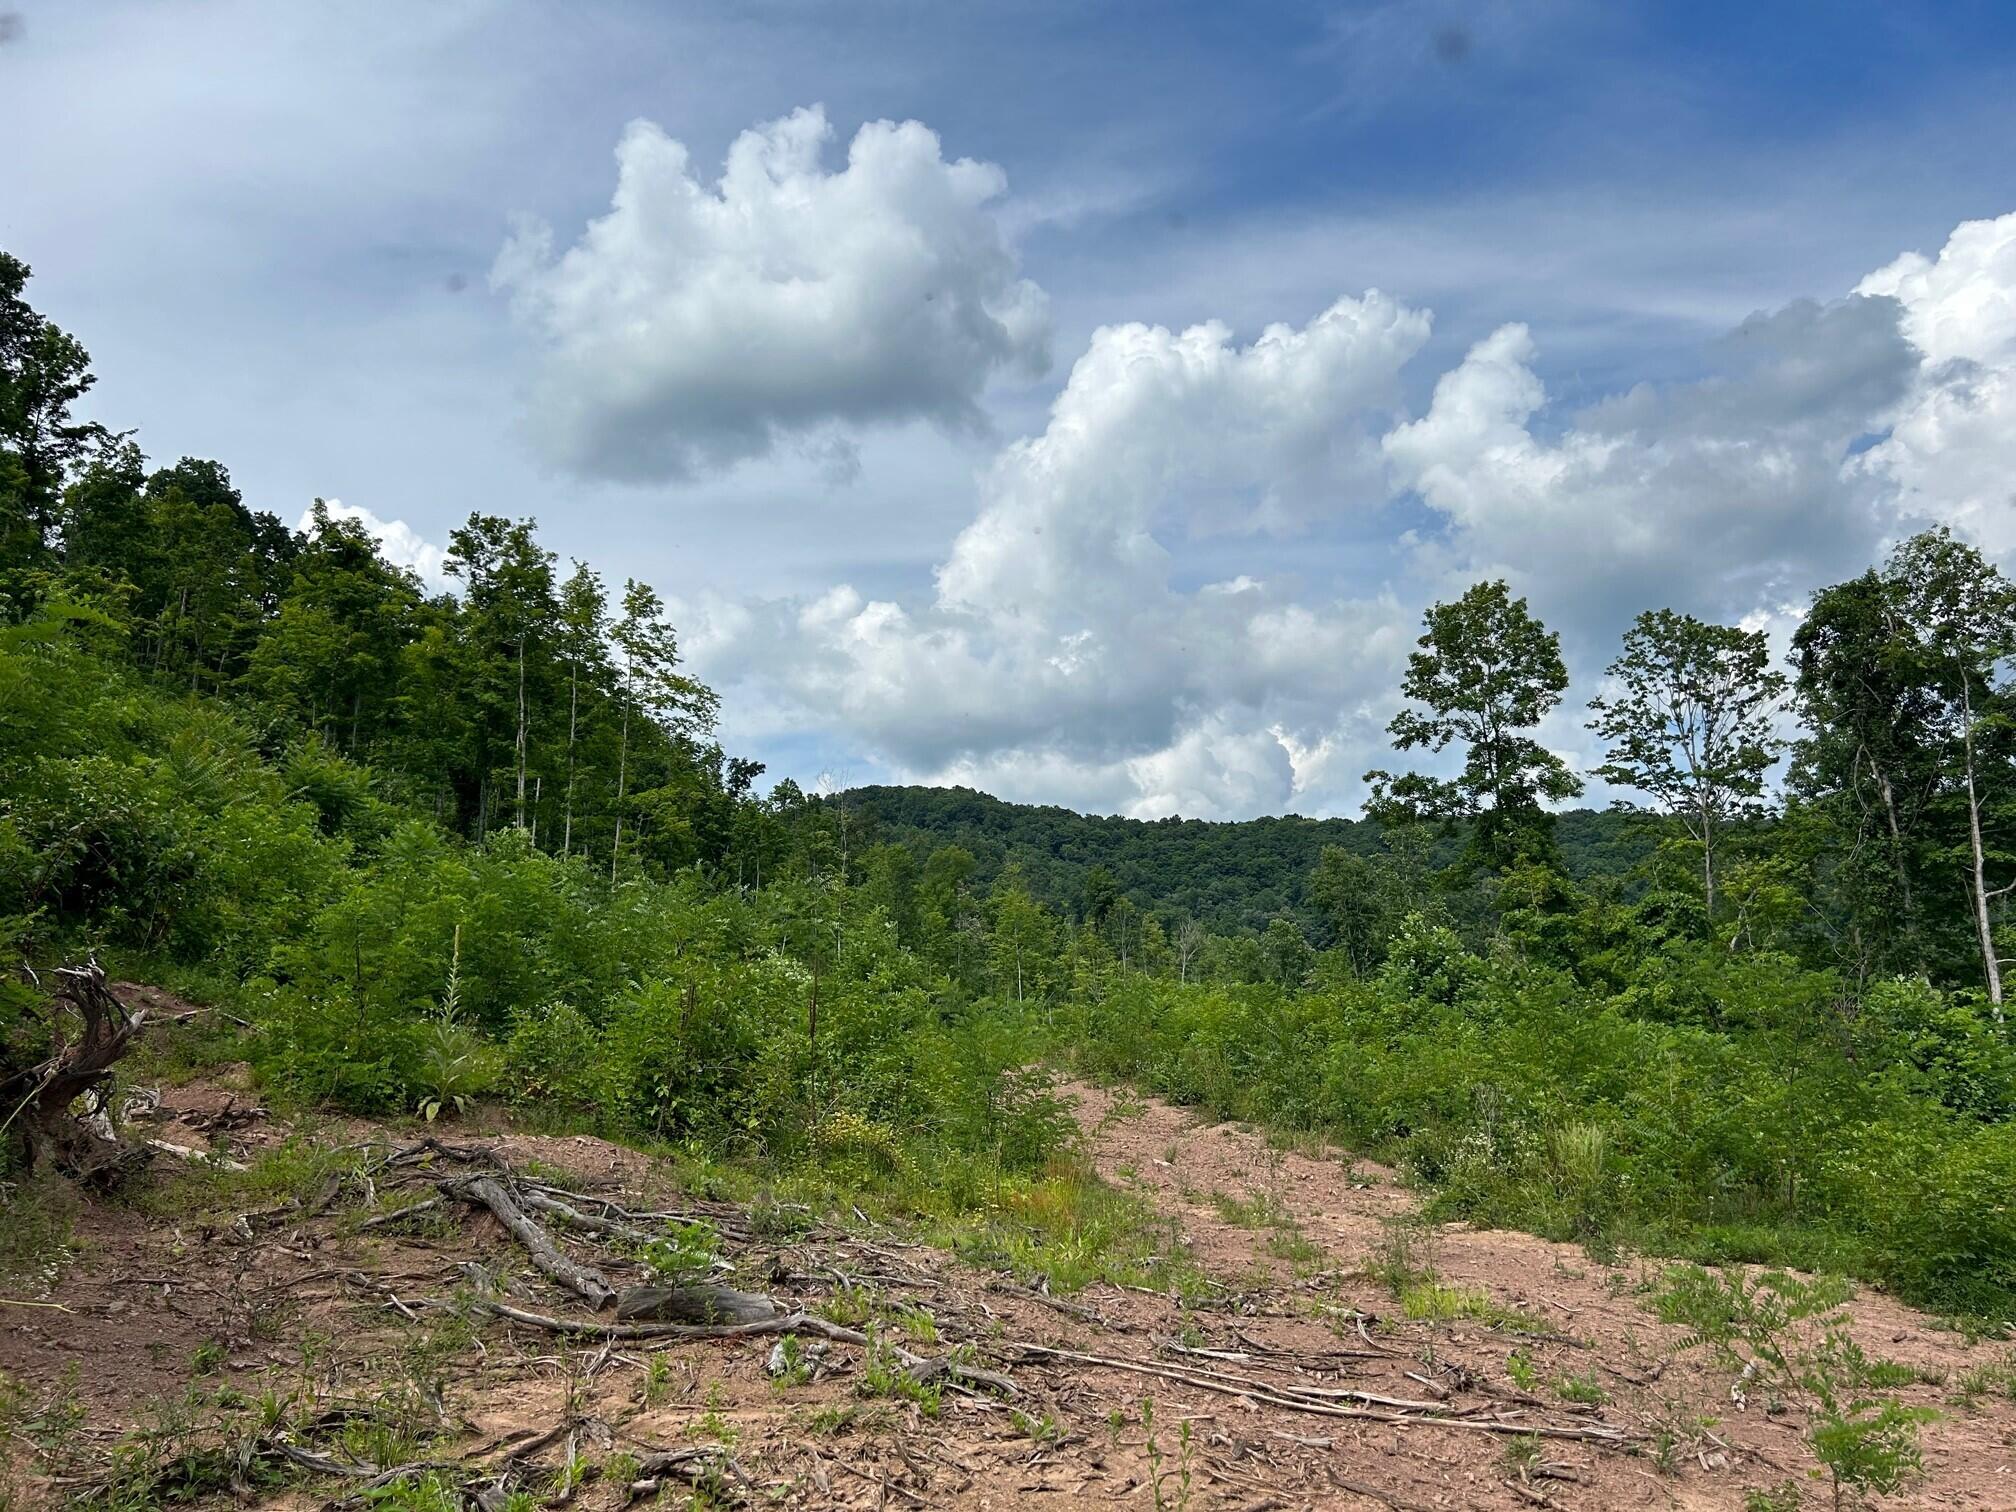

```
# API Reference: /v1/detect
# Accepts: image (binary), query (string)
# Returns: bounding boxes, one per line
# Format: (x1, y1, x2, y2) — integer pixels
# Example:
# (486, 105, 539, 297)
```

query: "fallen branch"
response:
(439, 1175, 616, 1310)
(461, 1299, 1017, 1396)
(354, 1196, 444, 1232)
(1015, 1344, 1639, 1446)
(520, 1187, 664, 1247)
(615, 1283, 783, 1325)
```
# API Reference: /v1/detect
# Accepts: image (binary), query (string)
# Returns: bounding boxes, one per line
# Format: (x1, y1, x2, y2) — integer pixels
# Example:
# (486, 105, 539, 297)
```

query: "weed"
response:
(1552, 1371, 1606, 1406)
(1743, 1483, 1805, 1512)
(1366, 1216, 1437, 1295)
(1010, 1407, 1063, 1444)
(361, 1472, 465, 1512)
(1398, 1281, 1549, 1333)
(641, 1350, 682, 1408)
(858, 1333, 941, 1416)
(1506, 1349, 1538, 1391)
(1265, 1225, 1322, 1266)
(0, 1173, 78, 1288)
(691, 1382, 739, 1445)
(1655, 1265, 1937, 1508)
(1141, 1397, 1194, 1512)
(769, 1334, 814, 1389)
(1500, 1433, 1541, 1474)
(1948, 1355, 2016, 1409)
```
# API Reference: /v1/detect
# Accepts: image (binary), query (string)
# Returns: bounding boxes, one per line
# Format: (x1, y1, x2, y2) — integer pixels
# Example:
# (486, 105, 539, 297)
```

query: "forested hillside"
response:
(831, 784, 1654, 935)
(4, 247, 2016, 1503)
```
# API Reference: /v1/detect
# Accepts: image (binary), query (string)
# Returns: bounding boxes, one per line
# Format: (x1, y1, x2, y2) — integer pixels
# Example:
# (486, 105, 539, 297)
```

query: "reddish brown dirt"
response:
(1065, 1079, 2016, 1511)
(3, 1042, 2012, 1509)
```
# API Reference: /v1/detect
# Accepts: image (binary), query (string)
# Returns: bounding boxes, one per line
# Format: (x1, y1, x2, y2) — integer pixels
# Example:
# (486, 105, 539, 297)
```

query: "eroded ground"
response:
(3, 1008, 2013, 1510)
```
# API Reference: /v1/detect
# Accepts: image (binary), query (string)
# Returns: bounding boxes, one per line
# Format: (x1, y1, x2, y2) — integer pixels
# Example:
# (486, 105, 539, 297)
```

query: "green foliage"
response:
(1366, 579, 1583, 876)
(1588, 608, 1787, 921)
(641, 1219, 720, 1282)
(1655, 1265, 1936, 1505)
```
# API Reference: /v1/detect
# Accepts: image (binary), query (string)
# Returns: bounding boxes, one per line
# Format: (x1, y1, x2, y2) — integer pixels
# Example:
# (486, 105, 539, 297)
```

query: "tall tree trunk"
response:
(1866, 749, 1915, 917)
(1960, 677, 2005, 1016)
(514, 638, 529, 828)
(562, 663, 579, 856)
(1700, 797, 1716, 923)
(610, 701, 630, 884)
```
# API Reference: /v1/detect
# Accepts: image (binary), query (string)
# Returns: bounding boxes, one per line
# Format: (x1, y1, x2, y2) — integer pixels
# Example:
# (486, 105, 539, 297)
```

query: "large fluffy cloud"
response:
(1852, 213, 2016, 556)
(693, 211, 2016, 820)
(1383, 294, 1916, 629)
(494, 106, 1050, 481)
(691, 295, 1430, 817)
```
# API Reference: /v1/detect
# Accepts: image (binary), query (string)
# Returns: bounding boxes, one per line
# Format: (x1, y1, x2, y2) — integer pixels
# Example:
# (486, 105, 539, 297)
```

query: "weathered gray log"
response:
(440, 1174, 616, 1310)
(615, 1284, 782, 1325)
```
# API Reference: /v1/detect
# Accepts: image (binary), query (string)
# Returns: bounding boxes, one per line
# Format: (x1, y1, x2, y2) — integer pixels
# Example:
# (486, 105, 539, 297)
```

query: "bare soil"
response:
(3, 1012, 2012, 1510)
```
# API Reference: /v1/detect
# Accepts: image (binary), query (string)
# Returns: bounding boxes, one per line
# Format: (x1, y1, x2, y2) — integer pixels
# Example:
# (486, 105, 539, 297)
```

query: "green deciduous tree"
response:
(1366, 580, 1582, 876)
(609, 578, 717, 880)
(1588, 609, 1788, 922)
(0, 252, 108, 573)
(1794, 530, 2016, 1005)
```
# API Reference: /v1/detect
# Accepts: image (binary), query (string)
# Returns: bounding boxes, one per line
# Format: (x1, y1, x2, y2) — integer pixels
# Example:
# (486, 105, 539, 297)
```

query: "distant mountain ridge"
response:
(833, 784, 1653, 937)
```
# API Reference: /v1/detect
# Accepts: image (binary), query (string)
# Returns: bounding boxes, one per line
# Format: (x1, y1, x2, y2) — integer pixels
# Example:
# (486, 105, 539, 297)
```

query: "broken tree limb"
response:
(519, 1187, 665, 1247)
(460, 1299, 1017, 1397)
(354, 1196, 445, 1232)
(439, 1174, 616, 1310)
(1014, 1343, 1639, 1446)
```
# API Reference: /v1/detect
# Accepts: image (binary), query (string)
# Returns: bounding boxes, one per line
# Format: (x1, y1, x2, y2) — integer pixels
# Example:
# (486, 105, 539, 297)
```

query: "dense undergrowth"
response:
(2, 626, 2010, 1323)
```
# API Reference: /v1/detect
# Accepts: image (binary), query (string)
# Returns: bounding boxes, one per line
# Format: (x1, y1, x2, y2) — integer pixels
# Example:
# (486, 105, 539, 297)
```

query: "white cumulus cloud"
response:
(494, 105, 1050, 482)
(692, 207, 2016, 821)
(1852, 211, 2016, 557)
(690, 295, 1430, 818)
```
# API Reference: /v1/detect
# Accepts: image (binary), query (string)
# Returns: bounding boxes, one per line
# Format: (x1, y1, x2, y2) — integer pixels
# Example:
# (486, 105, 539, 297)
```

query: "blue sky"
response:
(4, 1, 2015, 817)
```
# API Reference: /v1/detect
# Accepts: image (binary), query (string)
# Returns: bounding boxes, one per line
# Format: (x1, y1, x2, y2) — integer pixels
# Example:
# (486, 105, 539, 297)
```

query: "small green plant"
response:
(893, 1304, 937, 1345)
(189, 1337, 227, 1376)
(643, 1351, 676, 1406)
(414, 927, 497, 1122)
(1655, 1266, 1936, 1509)
(858, 1333, 941, 1416)
(361, 1472, 465, 1512)
(690, 1379, 739, 1444)
(1010, 1407, 1062, 1444)
(1141, 1396, 1195, 1512)
(769, 1334, 813, 1388)
(1500, 1433, 1541, 1475)
(1367, 1215, 1437, 1295)
(1744, 1482, 1805, 1512)
(641, 1218, 721, 1282)
(1949, 1355, 2016, 1409)
(1552, 1371, 1606, 1406)
(820, 1280, 877, 1327)
(1506, 1349, 1538, 1391)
